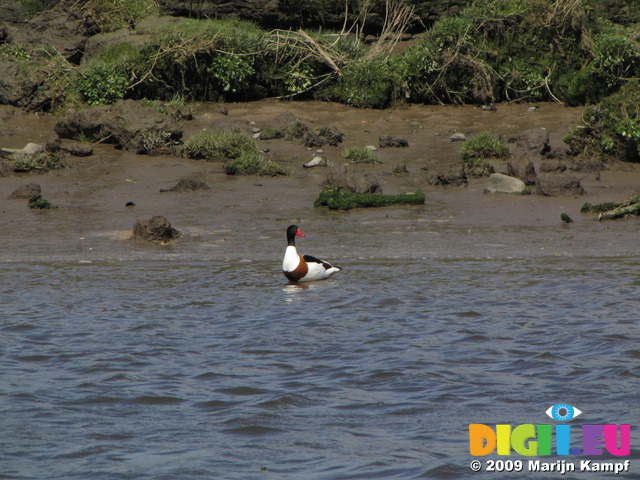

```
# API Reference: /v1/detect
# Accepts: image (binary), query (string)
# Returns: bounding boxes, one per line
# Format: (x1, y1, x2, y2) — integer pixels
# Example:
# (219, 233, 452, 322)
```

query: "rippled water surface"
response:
(2, 257, 639, 479)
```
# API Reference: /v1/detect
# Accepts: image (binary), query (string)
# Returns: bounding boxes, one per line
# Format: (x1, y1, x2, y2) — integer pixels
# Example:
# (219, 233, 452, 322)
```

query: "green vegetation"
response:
(28, 194, 57, 209)
(564, 81, 640, 162)
(224, 153, 289, 176)
(184, 131, 260, 162)
(11, 152, 65, 173)
(461, 132, 509, 161)
(315, 185, 425, 210)
(259, 128, 283, 140)
(184, 131, 288, 176)
(343, 146, 379, 164)
(581, 194, 640, 220)
(77, 64, 129, 105)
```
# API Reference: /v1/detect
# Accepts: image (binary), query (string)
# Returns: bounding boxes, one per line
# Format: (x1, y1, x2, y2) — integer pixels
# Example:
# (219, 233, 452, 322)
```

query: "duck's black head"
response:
(286, 224, 305, 245)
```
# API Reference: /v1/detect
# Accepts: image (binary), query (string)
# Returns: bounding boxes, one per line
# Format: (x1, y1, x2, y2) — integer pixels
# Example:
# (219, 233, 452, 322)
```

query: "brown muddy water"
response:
(1, 102, 640, 479)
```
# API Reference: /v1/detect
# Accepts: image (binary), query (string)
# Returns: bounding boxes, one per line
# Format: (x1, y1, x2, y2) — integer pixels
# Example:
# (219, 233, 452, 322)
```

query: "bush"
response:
(184, 131, 260, 161)
(77, 63, 129, 105)
(565, 81, 640, 162)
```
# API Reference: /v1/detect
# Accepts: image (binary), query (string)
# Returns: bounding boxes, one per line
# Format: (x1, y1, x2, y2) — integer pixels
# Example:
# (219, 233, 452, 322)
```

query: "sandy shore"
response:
(1, 100, 639, 262)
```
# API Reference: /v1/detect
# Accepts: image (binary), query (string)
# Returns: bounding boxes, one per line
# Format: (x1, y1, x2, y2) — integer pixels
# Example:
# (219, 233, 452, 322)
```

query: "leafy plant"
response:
(207, 54, 255, 94)
(28, 194, 57, 209)
(77, 64, 129, 105)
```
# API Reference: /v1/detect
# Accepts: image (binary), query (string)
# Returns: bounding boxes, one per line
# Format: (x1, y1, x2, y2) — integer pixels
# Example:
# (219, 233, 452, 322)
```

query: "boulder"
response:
(132, 216, 182, 244)
(536, 174, 585, 196)
(450, 132, 466, 142)
(379, 135, 409, 148)
(1, 142, 45, 156)
(509, 127, 550, 157)
(483, 173, 529, 194)
(55, 100, 183, 153)
(506, 158, 537, 185)
(303, 155, 327, 168)
(323, 165, 381, 194)
(160, 179, 210, 193)
(427, 166, 467, 186)
(304, 125, 344, 148)
(8, 183, 41, 199)
(539, 159, 567, 173)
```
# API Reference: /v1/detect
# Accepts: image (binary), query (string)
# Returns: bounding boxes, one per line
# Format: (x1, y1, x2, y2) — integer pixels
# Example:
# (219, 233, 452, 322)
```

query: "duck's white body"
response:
(282, 225, 342, 283)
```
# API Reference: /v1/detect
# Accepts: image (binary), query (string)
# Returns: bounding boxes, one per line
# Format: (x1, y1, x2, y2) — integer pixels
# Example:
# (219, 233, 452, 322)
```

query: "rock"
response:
(536, 174, 585, 196)
(160, 179, 210, 193)
(483, 173, 529, 194)
(9, 183, 41, 199)
(132, 216, 182, 244)
(509, 127, 550, 157)
(506, 158, 537, 185)
(1, 142, 45, 156)
(378, 135, 409, 148)
(304, 155, 327, 168)
(364, 145, 377, 151)
(304, 125, 344, 148)
(324, 165, 381, 194)
(55, 100, 183, 153)
(427, 166, 467, 186)
(450, 132, 466, 142)
(539, 159, 567, 173)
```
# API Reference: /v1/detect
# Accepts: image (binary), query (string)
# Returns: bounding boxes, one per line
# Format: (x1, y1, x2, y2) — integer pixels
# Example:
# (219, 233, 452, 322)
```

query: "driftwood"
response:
(581, 194, 640, 220)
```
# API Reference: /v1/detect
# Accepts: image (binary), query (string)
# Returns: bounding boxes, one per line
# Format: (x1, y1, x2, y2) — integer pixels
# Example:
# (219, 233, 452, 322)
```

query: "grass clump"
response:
(314, 185, 425, 210)
(224, 152, 289, 176)
(461, 132, 509, 161)
(343, 146, 380, 164)
(11, 152, 65, 173)
(184, 131, 260, 162)
(285, 119, 309, 141)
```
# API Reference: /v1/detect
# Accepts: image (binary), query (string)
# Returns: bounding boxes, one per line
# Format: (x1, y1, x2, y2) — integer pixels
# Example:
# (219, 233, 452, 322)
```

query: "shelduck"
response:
(282, 225, 342, 282)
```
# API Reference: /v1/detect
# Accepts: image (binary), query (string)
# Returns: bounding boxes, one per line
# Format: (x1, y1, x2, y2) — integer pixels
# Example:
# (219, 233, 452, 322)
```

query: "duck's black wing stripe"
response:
(303, 254, 324, 264)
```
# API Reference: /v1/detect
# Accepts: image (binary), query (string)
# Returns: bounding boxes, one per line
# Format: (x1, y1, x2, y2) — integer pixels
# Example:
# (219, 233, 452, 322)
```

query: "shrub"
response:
(184, 131, 260, 161)
(77, 63, 129, 105)
(565, 81, 640, 162)
(343, 146, 380, 164)
(28, 194, 57, 209)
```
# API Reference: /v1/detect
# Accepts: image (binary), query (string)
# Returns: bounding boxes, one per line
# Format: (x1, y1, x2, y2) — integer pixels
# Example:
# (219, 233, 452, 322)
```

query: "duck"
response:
(282, 224, 342, 282)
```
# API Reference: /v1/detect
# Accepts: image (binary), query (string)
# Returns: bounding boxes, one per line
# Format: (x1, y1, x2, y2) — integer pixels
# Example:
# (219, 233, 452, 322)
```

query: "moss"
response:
(581, 201, 624, 213)
(314, 185, 425, 210)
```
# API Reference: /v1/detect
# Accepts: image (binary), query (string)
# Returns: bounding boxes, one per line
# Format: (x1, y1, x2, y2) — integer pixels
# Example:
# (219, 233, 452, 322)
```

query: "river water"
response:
(2, 252, 639, 479)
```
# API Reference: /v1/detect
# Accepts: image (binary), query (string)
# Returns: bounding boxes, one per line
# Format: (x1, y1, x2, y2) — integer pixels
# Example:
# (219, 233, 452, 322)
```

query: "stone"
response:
(323, 165, 381, 194)
(483, 173, 529, 194)
(450, 132, 466, 142)
(9, 183, 41, 199)
(427, 166, 467, 186)
(509, 127, 550, 157)
(160, 179, 210, 193)
(132, 216, 181, 244)
(303, 155, 327, 168)
(506, 158, 537, 185)
(1, 142, 45, 156)
(539, 159, 567, 173)
(536, 174, 585, 196)
(378, 135, 408, 148)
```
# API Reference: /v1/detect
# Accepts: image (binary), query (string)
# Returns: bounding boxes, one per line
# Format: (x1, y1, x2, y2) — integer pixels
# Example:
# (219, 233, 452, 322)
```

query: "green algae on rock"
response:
(314, 185, 425, 210)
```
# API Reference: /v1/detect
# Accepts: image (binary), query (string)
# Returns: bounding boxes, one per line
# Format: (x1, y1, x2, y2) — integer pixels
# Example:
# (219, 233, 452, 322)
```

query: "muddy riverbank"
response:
(1, 100, 639, 263)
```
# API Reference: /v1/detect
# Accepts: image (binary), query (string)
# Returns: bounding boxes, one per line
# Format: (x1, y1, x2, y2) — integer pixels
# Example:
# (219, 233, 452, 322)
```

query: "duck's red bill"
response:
(296, 228, 305, 237)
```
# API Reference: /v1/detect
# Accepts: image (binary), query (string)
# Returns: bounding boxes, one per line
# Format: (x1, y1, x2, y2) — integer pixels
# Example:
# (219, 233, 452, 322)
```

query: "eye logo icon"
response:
(545, 403, 582, 422)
